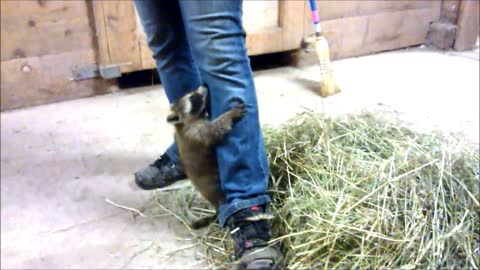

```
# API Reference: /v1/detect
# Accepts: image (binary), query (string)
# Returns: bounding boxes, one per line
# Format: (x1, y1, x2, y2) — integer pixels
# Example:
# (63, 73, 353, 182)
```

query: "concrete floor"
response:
(1, 46, 479, 269)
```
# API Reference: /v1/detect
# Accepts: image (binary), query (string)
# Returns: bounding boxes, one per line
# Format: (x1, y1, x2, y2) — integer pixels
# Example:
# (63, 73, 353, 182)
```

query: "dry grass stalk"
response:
(167, 112, 479, 269)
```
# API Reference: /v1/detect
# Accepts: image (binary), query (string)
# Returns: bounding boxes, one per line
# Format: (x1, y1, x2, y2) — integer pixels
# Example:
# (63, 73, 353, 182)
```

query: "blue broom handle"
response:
(309, 0, 317, 12)
(308, 0, 322, 35)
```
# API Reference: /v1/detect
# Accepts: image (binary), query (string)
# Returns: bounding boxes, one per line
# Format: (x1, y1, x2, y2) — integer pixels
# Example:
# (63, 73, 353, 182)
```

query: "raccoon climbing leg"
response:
(183, 103, 247, 147)
(209, 103, 247, 141)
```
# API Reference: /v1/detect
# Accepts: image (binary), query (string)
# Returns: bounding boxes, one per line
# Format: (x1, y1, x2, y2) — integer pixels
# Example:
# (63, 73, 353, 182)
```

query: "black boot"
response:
(226, 205, 284, 270)
(134, 153, 187, 190)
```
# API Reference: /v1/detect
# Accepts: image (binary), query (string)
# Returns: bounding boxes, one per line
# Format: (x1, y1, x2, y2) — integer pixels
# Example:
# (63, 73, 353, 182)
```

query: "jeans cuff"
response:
(218, 195, 271, 228)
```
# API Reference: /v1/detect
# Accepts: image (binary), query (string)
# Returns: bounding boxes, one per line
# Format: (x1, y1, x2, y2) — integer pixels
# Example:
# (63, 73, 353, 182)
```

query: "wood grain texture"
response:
(101, 1, 142, 73)
(0, 50, 117, 111)
(303, 7, 440, 61)
(138, 38, 156, 70)
(280, 1, 306, 52)
(441, 0, 461, 23)
(245, 27, 285, 56)
(242, 1, 279, 33)
(454, 0, 480, 51)
(91, 1, 111, 66)
(1, 0, 88, 19)
(133, 7, 156, 70)
(1, 0, 93, 61)
(244, 0, 304, 55)
(306, 0, 439, 23)
(132, 0, 304, 63)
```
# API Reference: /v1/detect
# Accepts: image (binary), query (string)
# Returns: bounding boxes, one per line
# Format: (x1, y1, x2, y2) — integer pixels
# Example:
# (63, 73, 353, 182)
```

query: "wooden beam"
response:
(440, 0, 461, 23)
(454, 0, 480, 50)
(0, 50, 117, 111)
(101, 1, 142, 73)
(91, 1, 111, 66)
(425, 0, 460, 50)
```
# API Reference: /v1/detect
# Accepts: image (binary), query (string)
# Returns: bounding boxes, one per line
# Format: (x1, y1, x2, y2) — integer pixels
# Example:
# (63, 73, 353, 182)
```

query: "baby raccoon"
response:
(167, 86, 247, 229)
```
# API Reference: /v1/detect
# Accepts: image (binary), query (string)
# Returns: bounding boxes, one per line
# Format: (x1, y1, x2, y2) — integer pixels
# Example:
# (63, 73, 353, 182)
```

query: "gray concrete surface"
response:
(1, 45, 479, 269)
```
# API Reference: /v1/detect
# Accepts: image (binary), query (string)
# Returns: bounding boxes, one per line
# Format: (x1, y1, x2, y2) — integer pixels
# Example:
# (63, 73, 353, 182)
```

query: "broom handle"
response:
(308, 0, 322, 36)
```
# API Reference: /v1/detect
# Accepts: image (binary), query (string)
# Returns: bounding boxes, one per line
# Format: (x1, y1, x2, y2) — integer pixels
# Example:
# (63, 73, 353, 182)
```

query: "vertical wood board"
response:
(454, 0, 480, 50)
(98, 1, 142, 72)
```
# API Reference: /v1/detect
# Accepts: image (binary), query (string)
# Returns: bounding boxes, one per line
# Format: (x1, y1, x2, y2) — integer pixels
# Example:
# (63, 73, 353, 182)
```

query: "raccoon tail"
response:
(191, 213, 218, 229)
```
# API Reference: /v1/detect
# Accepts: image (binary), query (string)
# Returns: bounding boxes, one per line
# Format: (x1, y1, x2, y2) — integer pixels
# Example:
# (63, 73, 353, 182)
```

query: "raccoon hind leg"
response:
(190, 213, 218, 229)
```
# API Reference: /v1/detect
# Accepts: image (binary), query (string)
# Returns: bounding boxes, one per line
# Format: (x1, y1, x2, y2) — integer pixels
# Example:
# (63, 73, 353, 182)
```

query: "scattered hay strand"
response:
(170, 112, 479, 269)
(105, 198, 145, 217)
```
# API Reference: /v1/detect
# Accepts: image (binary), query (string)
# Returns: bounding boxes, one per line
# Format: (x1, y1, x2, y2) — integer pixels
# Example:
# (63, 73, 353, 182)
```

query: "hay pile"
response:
(171, 112, 479, 269)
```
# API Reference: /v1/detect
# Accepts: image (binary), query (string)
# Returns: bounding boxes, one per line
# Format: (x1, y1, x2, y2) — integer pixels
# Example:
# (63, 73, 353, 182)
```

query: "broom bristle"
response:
(315, 35, 341, 98)
(319, 74, 341, 98)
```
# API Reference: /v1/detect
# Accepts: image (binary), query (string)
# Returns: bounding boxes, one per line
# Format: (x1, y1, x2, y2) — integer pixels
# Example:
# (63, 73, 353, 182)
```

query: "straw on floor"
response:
(161, 111, 479, 269)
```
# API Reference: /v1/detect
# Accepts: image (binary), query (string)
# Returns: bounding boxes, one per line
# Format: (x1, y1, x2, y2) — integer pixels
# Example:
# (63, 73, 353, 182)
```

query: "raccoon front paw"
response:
(231, 103, 247, 121)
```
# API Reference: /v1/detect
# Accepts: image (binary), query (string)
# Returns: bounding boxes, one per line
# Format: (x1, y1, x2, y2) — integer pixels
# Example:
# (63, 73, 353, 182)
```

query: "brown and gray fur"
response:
(167, 86, 247, 229)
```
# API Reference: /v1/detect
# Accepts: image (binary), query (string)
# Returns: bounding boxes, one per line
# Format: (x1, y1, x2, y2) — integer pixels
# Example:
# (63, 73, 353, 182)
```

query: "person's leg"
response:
(177, 1, 282, 268)
(133, 0, 200, 190)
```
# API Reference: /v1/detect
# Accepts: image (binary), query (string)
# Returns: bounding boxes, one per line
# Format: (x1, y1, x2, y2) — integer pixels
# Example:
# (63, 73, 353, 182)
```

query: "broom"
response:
(308, 0, 341, 98)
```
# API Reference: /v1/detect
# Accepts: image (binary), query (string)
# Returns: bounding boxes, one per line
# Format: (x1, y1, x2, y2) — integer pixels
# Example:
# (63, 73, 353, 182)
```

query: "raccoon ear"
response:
(167, 113, 181, 124)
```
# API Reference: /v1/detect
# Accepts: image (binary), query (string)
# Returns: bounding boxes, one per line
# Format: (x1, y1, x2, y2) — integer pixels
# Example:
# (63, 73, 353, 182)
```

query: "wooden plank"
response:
(1, 17, 92, 61)
(246, 0, 304, 55)
(242, 1, 279, 33)
(246, 28, 284, 55)
(101, 1, 142, 73)
(139, 38, 156, 70)
(356, 1, 440, 15)
(0, 0, 93, 60)
(133, 0, 304, 65)
(441, 0, 461, 23)
(308, 7, 441, 60)
(1, 0, 88, 19)
(363, 7, 440, 54)
(454, 0, 480, 50)
(0, 50, 117, 111)
(91, 1, 111, 66)
(132, 7, 156, 70)
(309, 0, 439, 22)
(280, 0, 306, 52)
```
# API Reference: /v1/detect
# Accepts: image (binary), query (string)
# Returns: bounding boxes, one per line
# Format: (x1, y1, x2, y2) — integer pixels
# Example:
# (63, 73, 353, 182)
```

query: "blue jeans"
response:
(134, 0, 270, 228)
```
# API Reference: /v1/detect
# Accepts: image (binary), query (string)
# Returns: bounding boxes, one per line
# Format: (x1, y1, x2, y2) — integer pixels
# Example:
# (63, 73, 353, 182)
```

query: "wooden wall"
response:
(0, 1, 117, 111)
(1, 0, 477, 111)
(303, 1, 442, 60)
(123, 0, 305, 71)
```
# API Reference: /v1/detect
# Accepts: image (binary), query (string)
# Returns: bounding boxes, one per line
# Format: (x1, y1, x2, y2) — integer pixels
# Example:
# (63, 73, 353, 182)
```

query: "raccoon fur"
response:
(166, 86, 247, 229)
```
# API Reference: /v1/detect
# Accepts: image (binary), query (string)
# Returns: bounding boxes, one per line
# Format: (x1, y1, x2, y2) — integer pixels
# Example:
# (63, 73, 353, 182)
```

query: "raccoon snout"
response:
(189, 93, 206, 115)
(197, 85, 208, 97)
(167, 113, 180, 124)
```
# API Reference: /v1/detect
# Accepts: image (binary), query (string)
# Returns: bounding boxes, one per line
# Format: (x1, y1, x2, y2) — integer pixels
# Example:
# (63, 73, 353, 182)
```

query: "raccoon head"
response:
(167, 86, 208, 125)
